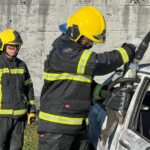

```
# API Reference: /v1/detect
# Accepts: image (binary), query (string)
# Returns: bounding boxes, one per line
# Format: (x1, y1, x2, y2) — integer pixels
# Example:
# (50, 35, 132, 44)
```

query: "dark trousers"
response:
(38, 131, 89, 150)
(0, 117, 26, 150)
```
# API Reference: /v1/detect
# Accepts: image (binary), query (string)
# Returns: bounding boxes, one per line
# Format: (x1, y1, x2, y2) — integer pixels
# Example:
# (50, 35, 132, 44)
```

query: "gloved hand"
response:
(121, 43, 136, 62)
(93, 83, 103, 100)
(28, 113, 36, 125)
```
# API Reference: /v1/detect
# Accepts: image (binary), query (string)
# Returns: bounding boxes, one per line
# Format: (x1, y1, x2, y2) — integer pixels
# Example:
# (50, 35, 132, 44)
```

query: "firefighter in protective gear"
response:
(0, 29, 36, 150)
(38, 6, 136, 150)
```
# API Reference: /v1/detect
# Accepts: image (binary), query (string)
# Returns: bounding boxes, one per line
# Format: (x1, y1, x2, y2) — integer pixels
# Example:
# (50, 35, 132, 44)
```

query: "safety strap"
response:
(44, 72, 92, 83)
(39, 111, 89, 126)
(77, 50, 93, 74)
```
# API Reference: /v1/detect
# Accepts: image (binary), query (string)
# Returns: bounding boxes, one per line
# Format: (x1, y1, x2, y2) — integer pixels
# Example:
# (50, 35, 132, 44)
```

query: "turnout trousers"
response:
(38, 131, 89, 150)
(0, 117, 26, 150)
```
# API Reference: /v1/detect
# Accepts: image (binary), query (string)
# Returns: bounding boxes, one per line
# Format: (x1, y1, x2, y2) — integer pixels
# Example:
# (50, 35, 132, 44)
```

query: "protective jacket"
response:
(38, 34, 134, 134)
(0, 53, 35, 119)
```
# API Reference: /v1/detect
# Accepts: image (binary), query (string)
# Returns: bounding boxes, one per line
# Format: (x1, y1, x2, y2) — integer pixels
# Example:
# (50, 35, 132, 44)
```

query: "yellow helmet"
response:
(67, 6, 106, 43)
(0, 29, 23, 51)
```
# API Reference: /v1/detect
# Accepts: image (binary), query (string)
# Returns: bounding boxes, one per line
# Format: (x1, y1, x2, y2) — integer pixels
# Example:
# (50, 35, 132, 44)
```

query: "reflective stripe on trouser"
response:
(43, 72, 92, 83)
(0, 117, 26, 150)
(39, 111, 89, 125)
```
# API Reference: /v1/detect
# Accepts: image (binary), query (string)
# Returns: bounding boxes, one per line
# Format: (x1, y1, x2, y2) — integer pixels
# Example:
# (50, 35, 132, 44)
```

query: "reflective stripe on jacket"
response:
(38, 34, 126, 134)
(38, 35, 95, 133)
(39, 111, 89, 126)
(0, 53, 36, 118)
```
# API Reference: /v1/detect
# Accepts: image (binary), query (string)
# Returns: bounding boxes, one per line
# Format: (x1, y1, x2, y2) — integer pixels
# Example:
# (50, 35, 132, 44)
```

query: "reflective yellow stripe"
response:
(0, 68, 26, 113)
(28, 100, 35, 105)
(116, 48, 129, 64)
(10, 68, 25, 74)
(39, 111, 88, 125)
(86, 118, 89, 125)
(13, 109, 27, 115)
(0, 68, 25, 108)
(44, 72, 92, 83)
(24, 78, 32, 86)
(0, 68, 25, 74)
(0, 109, 27, 115)
(0, 68, 9, 73)
(77, 50, 93, 74)
(0, 73, 2, 108)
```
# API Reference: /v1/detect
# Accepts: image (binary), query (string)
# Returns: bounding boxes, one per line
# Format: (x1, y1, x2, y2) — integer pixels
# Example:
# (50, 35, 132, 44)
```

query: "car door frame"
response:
(110, 74, 150, 150)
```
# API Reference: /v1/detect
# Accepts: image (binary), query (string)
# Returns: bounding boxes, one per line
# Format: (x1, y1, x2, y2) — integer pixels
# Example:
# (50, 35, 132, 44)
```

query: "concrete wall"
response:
(0, 0, 150, 100)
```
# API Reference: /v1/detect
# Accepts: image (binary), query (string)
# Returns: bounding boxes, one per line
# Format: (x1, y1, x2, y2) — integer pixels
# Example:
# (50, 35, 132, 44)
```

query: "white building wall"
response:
(0, 0, 150, 100)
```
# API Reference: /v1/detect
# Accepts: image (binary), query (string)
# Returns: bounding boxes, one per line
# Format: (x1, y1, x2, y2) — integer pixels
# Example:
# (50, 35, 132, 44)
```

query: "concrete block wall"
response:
(0, 0, 150, 100)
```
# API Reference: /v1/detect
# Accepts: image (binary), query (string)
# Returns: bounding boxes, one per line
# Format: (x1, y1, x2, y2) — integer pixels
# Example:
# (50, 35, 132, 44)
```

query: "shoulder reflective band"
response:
(39, 111, 88, 125)
(24, 78, 32, 86)
(0, 68, 25, 74)
(116, 48, 129, 64)
(0, 109, 27, 115)
(44, 72, 92, 83)
(77, 50, 93, 74)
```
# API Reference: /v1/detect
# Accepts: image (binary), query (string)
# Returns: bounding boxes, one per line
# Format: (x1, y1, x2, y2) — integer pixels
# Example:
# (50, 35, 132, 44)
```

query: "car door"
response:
(115, 75, 150, 150)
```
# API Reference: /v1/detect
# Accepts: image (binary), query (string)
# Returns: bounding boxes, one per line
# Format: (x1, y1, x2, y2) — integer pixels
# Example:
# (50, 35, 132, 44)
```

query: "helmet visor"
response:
(93, 30, 106, 41)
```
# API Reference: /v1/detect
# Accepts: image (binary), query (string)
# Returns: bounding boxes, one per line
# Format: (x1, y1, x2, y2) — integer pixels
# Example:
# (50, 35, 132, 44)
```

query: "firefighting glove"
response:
(93, 83, 103, 100)
(92, 83, 112, 105)
(28, 113, 36, 125)
(121, 43, 136, 62)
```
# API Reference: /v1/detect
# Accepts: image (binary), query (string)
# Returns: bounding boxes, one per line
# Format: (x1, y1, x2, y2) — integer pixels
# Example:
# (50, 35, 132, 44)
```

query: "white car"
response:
(89, 64, 150, 150)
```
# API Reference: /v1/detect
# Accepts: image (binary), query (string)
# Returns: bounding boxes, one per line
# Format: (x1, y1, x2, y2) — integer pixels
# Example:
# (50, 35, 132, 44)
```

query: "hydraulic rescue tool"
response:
(98, 31, 150, 145)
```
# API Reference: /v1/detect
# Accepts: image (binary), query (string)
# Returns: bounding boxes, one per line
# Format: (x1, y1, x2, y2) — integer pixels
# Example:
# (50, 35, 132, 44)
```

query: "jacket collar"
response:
(1, 53, 16, 62)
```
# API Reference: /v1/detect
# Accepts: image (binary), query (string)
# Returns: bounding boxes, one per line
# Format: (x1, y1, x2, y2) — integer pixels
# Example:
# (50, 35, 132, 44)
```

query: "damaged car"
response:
(89, 31, 150, 150)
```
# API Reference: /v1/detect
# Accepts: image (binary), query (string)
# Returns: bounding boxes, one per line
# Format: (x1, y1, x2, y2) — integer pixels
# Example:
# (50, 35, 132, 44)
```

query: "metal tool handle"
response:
(135, 31, 150, 62)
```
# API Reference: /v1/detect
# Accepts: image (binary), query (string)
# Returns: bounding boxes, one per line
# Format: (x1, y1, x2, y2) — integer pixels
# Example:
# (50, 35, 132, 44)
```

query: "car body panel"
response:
(91, 64, 150, 150)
